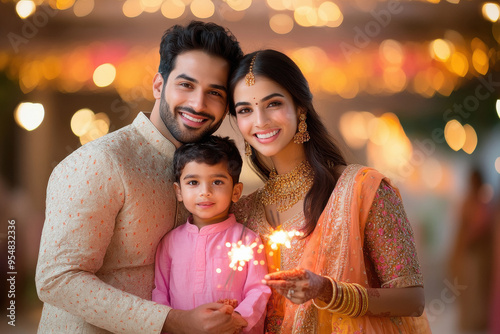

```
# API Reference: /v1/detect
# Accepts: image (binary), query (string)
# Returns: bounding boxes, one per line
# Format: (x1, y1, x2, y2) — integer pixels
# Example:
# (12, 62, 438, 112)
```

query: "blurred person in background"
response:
(449, 168, 493, 333)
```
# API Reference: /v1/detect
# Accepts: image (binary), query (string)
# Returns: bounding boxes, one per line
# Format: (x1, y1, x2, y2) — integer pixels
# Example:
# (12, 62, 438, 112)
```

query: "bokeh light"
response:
(190, 0, 215, 18)
(444, 119, 466, 151)
(270, 13, 294, 34)
(161, 0, 185, 19)
(16, 0, 36, 18)
(14, 102, 45, 131)
(462, 124, 478, 154)
(482, 2, 500, 22)
(93, 63, 117, 88)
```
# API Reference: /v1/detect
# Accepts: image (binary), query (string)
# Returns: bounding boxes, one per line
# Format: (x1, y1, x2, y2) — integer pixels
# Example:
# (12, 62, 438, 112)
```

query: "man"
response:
(35, 21, 244, 333)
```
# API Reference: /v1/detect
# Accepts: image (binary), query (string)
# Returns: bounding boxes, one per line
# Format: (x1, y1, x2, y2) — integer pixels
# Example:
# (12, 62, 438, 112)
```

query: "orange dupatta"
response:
(280, 165, 431, 334)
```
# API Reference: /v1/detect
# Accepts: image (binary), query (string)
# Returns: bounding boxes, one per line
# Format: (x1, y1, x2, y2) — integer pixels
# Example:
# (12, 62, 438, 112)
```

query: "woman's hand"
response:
(262, 268, 332, 305)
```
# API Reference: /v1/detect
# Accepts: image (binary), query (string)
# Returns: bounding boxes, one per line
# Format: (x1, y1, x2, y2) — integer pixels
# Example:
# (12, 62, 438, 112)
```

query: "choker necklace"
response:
(260, 161, 314, 212)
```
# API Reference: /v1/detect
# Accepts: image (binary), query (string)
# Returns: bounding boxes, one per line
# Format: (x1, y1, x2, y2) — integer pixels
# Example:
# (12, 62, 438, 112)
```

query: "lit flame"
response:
(268, 229, 303, 250)
(227, 240, 258, 271)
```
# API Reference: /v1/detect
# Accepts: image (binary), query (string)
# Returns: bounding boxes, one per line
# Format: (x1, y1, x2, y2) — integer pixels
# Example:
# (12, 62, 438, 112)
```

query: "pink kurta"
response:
(153, 214, 271, 333)
(36, 113, 179, 333)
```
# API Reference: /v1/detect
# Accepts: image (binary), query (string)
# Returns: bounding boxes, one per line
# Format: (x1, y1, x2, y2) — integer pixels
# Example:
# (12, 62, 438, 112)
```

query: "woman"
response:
(229, 50, 431, 333)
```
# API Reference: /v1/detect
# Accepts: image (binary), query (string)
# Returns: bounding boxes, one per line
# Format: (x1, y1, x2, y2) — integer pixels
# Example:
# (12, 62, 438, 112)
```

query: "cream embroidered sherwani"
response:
(36, 112, 177, 333)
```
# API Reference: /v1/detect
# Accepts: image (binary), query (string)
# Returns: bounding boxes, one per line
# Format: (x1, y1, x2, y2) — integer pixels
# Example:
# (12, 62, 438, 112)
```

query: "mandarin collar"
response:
(186, 214, 237, 235)
(132, 112, 176, 160)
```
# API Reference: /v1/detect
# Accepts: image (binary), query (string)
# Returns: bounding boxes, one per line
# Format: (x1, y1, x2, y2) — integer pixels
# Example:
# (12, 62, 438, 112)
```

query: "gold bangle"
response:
(345, 284, 357, 316)
(331, 281, 343, 309)
(350, 284, 363, 317)
(331, 282, 351, 314)
(312, 276, 337, 310)
(358, 285, 369, 317)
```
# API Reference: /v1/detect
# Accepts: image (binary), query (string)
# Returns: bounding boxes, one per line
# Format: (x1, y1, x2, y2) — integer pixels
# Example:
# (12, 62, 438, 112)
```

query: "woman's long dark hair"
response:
(229, 49, 347, 237)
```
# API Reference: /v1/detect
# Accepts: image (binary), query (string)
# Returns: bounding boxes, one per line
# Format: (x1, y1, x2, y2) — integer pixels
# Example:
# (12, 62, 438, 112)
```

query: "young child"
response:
(152, 136, 271, 333)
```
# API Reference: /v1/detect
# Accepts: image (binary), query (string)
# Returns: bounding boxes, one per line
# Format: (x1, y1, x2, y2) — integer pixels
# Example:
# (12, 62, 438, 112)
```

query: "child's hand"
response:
(216, 298, 239, 309)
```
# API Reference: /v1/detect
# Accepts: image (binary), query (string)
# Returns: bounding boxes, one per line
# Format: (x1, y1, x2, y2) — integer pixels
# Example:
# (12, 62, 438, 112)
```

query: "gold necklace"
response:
(260, 161, 314, 212)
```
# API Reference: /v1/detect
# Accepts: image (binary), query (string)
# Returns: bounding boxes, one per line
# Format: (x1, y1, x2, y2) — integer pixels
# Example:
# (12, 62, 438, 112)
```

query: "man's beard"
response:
(159, 95, 225, 144)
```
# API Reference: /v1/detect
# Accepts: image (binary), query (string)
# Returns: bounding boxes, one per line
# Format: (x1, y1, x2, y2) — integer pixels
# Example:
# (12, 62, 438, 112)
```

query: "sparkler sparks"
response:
(226, 240, 261, 271)
(267, 229, 304, 250)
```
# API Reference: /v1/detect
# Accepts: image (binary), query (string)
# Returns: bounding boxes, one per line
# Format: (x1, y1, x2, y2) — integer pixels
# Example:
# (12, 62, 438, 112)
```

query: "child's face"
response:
(174, 161, 243, 229)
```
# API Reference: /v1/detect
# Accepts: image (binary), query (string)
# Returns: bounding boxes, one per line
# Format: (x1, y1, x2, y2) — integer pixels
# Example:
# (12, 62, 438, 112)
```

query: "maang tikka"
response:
(293, 109, 310, 144)
(245, 54, 257, 86)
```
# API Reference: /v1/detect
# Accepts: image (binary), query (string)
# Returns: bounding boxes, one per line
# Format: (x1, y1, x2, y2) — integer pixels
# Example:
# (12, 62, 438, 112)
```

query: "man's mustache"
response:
(175, 106, 215, 121)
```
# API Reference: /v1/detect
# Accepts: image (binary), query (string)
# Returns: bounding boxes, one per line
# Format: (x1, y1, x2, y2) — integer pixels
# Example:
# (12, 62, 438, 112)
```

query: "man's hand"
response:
(163, 303, 248, 334)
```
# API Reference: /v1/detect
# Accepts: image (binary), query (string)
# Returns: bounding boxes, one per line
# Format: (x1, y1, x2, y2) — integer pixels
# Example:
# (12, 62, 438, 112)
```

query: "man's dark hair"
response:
(173, 136, 243, 185)
(158, 21, 243, 82)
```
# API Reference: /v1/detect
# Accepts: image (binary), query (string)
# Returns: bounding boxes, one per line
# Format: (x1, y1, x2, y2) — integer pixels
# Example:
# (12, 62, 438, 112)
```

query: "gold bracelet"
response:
(331, 282, 352, 314)
(331, 281, 343, 309)
(344, 284, 357, 316)
(358, 285, 369, 317)
(312, 276, 338, 310)
(350, 284, 363, 317)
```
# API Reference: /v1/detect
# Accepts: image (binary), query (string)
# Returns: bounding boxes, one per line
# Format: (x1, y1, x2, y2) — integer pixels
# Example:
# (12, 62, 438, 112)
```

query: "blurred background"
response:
(0, 0, 499, 333)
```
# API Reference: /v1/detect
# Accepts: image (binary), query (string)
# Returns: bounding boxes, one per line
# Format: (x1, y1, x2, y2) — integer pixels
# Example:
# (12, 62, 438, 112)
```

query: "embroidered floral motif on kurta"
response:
(35, 113, 180, 333)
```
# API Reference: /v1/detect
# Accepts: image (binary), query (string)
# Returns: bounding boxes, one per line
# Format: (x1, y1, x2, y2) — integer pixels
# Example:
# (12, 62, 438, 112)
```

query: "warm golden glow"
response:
(16, 0, 36, 19)
(368, 116, 390, 145)
(366, 112, 413, 177)
(14, 102, 45, 131)
(56, 0, 76, 10)
(472, 48, 489, 75)
(266, 0, 290, 11)
(339, 111, 374, 149)
(430, 39, 452, 61)
(161, 0, 185, 18)
(380, 40, 404, 65)
(93, 63, 116, 88)
(123, 0, 143, 18)
(190, 0, 215, 18)
(444, 120, 466, 151)
(270, 13, 294, 34)
(79, 117, 110, 145)
(482, 2, 500, 22)
(294, 6, 317, 27)
(383, 67, 407, 93)
(73, 0, 94, 17)
(318, 1, 343, 27)
(449, 52, 469, 77)
(71, 108, 95, 136)
(462, 124, 478, 154)
(227, 0, 252, 11)
(141, 0, 162, 13)
(421, 158, 443, 189)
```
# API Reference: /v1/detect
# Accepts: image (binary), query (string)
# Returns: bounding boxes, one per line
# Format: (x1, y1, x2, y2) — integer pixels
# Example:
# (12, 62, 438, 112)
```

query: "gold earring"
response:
(293, 110, 310, 144)
(245, 141, 252, 156)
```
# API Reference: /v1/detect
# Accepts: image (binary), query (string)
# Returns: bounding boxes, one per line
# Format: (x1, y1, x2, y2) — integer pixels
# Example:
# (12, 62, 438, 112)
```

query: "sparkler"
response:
(267, 229, 303, 250)
(226, 240, 261, 271)
(266, 210, 304, 251)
